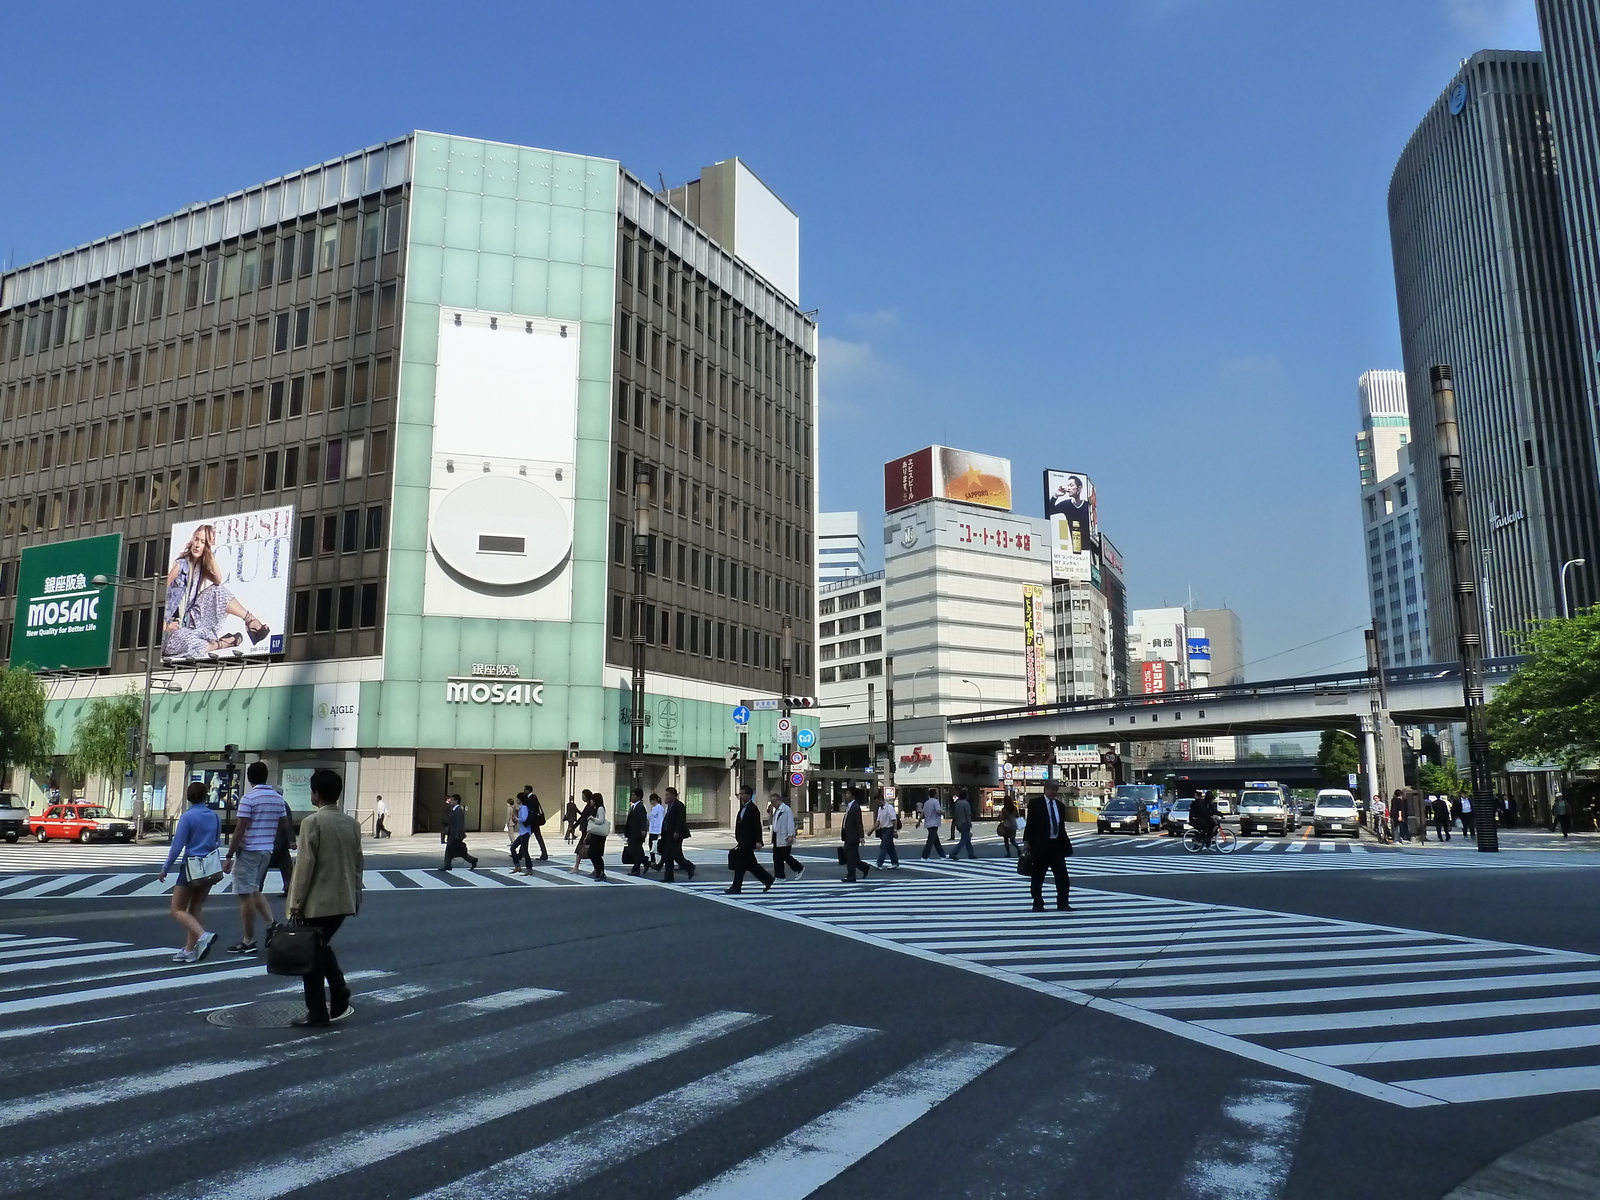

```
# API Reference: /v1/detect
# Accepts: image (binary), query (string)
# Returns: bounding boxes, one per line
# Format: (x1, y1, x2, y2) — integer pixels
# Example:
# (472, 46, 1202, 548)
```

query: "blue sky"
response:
(0, 0, 1543, 679)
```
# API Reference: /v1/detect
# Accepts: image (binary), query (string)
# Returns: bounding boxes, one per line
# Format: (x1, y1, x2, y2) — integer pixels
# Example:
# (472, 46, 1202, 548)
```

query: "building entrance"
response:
(447, 763, 486, 831)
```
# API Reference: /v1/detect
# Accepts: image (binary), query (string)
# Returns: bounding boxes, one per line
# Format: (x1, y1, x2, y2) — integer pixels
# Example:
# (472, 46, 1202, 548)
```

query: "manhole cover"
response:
(206, 1001, 308, 1028)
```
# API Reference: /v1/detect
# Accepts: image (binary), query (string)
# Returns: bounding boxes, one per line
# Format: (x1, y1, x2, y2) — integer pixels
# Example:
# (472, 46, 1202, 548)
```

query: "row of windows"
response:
(818, 610, 881, 637)
(819, 660, 883, 684)
(612, 459, 808, 566)
(614, 390, 807, 506)
(4, 207, 404, 363)
(818, 587, 879, 615)
(108, 577, 385, 652)
(295, 506, 385, 557)
(607, 597, 812, 675)
(819, 635, 882, 661)
(611, 526, 808, 618)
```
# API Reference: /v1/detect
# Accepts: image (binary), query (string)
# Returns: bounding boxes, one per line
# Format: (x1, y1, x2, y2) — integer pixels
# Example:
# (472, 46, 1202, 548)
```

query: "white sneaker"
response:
(194, 932, 217, 961)
(171, 949, 189, 963)
(182, 948, 200, 964)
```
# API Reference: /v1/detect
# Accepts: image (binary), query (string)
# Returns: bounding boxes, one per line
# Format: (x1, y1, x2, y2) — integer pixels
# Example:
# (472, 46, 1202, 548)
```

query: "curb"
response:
(1445, 1113, 1600, 1199)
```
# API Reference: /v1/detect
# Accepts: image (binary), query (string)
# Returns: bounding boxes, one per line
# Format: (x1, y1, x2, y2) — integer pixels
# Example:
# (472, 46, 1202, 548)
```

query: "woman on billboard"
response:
(163, 525, 271, 658)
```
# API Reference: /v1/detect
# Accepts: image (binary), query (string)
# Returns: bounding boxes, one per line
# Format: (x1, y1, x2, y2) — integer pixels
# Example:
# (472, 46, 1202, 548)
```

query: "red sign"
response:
(1141, 661, 1169, 696)
(884, 448, 935, 511)
(900, 746, 934, 766)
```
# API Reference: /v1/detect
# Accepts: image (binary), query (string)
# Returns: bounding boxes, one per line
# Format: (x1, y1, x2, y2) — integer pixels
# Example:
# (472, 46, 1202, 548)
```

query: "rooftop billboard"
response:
(884, 446, 1012, 512)
(163, 505, 292, 662)
(1044, 469, 1099, 582)
(10, 534, 121, 671)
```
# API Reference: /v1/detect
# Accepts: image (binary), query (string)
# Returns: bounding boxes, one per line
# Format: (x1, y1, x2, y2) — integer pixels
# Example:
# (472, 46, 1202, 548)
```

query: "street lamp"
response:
(629, 465, 652, 800)
(1561, 558, 1587, 619)
(780, 617, 794, 811)
(958, 677, 982, 710)
(92, 572, 168, 830)
(910, 664, 935, 716)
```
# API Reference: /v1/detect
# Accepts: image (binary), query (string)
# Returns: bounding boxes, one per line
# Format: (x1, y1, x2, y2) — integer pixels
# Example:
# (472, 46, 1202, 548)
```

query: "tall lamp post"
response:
(91, 572, 171, 828)
(910, 664, 935, 716)
(780, 617, 793, 812)
(958, 677, 982, 710)
(1561, 558, 1587, 619)
(630, 465, 652, 801)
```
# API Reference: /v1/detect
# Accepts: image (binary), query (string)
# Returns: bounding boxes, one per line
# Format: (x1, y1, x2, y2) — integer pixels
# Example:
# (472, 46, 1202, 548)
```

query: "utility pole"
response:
(781, 618, 794, 815)
(1431, 364, 1499, 852)
(884, 654, 897, 812)
(1364, 628, 1408, 835)
(866, 682, 877, 801)
(630, 465, 653, 801)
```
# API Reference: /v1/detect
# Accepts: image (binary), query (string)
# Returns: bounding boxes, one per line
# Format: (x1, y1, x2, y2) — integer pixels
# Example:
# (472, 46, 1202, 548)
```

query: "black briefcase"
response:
(264, 921, 319, 976)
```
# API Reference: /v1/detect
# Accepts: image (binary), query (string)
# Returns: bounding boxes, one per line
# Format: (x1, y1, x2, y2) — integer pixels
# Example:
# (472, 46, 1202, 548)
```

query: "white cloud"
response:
(819, 335, 891, 385)
(1445, 0, 1541, 47)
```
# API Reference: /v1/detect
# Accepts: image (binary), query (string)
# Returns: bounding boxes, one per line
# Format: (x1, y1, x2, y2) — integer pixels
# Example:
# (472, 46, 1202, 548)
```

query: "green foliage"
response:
(68, 688, 142, 783)
(1488, 608, 1600, 769)
(1416, 757, 1465, 797)
(0, 667, 56, 777)
(1316, 729, 1361, 787)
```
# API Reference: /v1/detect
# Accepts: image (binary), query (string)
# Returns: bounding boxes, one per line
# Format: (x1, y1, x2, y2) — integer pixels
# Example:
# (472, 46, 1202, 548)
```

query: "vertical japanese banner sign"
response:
(1023, 584, 1047, 706)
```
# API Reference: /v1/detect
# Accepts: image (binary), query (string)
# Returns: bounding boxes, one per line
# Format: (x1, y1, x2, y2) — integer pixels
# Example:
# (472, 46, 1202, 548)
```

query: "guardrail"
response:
(945, 657, 1528, 728)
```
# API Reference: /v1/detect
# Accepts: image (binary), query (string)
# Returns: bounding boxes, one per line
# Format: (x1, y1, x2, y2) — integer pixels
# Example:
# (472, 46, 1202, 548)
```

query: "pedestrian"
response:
(509, 795, 534, 875)
(285, 768, 363, 1028)
(223, 761, 290, 955)
(1555, 793, 1572, 837)
(268, 805, 295, 897)
(771, 791, 805, 879)
(726, 784, 774, 893)
(572, 790, 595, 871)
(564, 794, 581, 843)
(1432, 794, 1451, 842)
(519, 785, 551, 862)
(441, 794, 478, 870)
(1390, 791, 1409, 843)
(998, 797, 1020, 857)
(374, 794, 389, 839)
(950, 788, 976, 860)
(158, 781, 222, 963)
(647, 792, 665, 869)
(841, 787, 871, 882)
(875, 792, 901, 869)
(660, 786, 695, 881)
(582, 793, 610, 879)
(1460, 793, 1475, 841)
(625, 788, 650, 876)
(920, 790, 946, 859)
(1024, 780, 1073, 912)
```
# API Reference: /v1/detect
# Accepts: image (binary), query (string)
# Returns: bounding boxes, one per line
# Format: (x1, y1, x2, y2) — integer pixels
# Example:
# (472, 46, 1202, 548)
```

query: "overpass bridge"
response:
(944, 658, 1523, 752)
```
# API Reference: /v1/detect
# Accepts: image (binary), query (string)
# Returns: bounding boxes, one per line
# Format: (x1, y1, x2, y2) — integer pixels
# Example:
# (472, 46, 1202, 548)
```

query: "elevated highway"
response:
(944, 658, 1523, 752)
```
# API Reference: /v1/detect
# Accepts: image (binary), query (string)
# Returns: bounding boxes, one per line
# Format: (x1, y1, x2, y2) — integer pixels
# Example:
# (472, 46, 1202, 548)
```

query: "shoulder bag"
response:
(1016, 849, 1035, 876)
(183, 848, 223, 886)
(264, 921, 320, 976)
(587, 809, 611, 838)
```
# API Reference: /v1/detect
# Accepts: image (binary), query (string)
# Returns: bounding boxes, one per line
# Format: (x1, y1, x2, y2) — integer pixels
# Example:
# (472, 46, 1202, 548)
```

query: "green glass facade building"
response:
(0, 134, 818, 831)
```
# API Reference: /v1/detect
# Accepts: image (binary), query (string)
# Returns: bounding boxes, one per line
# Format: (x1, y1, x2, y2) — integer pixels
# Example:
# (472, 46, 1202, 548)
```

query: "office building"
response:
(0, 134, 818, 831)
(817, 510, 867, 584)
(1355, 369, 1410, 486)
(1127, 605, 1243, 767)
(1362, 444, 1431, 667)
(1389, 51, 1600, 658)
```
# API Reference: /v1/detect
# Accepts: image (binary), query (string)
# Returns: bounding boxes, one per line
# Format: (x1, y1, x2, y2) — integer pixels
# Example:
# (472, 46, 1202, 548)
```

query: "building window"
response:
(314, 588, 334, 633)
(292, 590, 311, 634)
(609, 595, 623, 639)
(336, 585, 356, 630)
(820, 667, 836, 683)
(365, 506, 385, 550)
(342, 509, 360, 553)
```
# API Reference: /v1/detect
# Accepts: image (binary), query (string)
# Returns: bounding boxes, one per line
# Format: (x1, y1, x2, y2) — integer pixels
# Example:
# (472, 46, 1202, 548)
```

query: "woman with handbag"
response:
(572, 790, 595, 872)
(998, 798, 1020, 858)
(583, 794, 611, 880)
(158, 782, 223, 963)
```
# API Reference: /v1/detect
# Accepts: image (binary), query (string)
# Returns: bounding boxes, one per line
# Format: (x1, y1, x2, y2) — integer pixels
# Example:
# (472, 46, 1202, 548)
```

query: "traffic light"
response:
(724, 746, 739, 769)
(785, 696, 817, 708)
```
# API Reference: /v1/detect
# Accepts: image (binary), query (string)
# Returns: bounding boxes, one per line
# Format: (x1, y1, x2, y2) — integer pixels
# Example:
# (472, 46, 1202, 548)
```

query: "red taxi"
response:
(30, 804, 136, 844)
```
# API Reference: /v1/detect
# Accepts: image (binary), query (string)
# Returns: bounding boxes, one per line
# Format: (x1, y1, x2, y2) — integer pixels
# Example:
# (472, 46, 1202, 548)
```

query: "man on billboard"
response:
(1045, 472, 1094, 553)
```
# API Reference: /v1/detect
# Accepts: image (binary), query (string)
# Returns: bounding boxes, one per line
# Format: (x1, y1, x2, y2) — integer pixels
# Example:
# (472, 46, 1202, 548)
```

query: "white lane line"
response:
(458, 987, 565, 1012)
(362, 872, 397, 891)
(0, 877, 41, 894)
(398, 869, 455, 890)
(1126, 968, 1600, 1012)
(0, 998, 644, 1198)
(128, 878, 176, 897)
(0, 964, 259, 1018)
(0, 937, 82, 957)
(450, 870, 513, 889)
(1252, 842, 1273, 853)
(929, 931, 1444, 956)
(420, 1024, 879, 1200)
(1351, 843, 1370, 854)
(0, 947, 175, 975)
(1053, 953, 1572, 992)
(1295, 1022, 1600, 1066)
(1205, 991, 1600, 1036)
(1286, 841, 1305, 853)
(70, 873, 149, 897)
(0, 1048, 309, 1127)
(1395, 1064, 1600, 1103)
(676, 1040, 1010, 1200)
(1169, 1078, 1311, 1199)
(3, 876, 100, 898)
(964, 943, 1490, 969)
(154, 1011, 767, 1200)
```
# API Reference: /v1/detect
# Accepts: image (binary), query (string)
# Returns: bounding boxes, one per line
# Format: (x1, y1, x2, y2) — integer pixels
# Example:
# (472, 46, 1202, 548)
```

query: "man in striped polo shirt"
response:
(224, 761, 290, 954)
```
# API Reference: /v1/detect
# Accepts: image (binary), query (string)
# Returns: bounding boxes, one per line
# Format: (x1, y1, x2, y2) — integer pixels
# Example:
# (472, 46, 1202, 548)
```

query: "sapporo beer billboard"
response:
(11, 534, 122, 670)
(884, 446, 1013, 512)
(163, 506, 293, 661)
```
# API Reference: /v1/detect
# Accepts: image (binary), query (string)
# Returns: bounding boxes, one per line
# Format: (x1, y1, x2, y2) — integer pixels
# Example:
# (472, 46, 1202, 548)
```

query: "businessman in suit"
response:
(726, 784, 774, 894)
(660, 787, 696, 882)
(1024, 781, 1074, 912)
(841, 787, 871, 882)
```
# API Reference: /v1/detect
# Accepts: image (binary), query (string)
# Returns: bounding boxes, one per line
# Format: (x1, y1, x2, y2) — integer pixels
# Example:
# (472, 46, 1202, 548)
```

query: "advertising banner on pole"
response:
(163, 506, 293, 662)
(10, 534, 122, 670)
(1023, 584, 1048, 706)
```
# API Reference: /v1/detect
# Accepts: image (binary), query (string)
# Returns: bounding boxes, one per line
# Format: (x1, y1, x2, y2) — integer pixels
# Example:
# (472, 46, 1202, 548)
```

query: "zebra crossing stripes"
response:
(0, 865, 615, 900)
(693, 876, 1600, 1106)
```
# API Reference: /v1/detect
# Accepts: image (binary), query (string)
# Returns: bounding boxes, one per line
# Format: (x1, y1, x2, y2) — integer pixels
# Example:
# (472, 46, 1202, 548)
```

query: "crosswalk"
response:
(692, 873, 1600, 1107)
(0, 926, 1325, 1199)
(0, 863, 635, 900)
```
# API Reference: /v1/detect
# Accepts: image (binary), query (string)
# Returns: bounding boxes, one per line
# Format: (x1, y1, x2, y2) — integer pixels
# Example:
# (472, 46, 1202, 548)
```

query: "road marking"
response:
(0, 947, 175, 975)
(152, 1010, 766, 1200)
(398, 869, 455, 890)
(1204, 992, 1600, 1035)
(1396, 1065, 1600, 1104)
(0, 964, 259, 1018)
(1049, 953, 1566, 991)
(3, 875, 97, 898)
(0, 937, 82, 958)
(1286, 841, 1305, 853)
(1170, 1079, 1311, 1199)
(1128, 968, 1600, 1011)
(677, 1040, 1009, 1200)
(419, 1024, 878, 1200)
(1296, 1022, 1600, 1065)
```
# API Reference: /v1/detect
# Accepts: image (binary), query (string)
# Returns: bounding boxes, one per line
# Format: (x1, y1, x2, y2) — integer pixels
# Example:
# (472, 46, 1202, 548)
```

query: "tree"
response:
(0, 666, 56, 780)
(1487, 608, 1600, 769)
(1416, 757, 1465, 797)
(1316, 729, 1361, 788)
(68, 688, 143, 789)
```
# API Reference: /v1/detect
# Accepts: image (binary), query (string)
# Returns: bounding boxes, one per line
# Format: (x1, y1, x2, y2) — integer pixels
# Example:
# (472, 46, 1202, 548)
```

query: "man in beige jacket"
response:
(286, 769, 364, 1028)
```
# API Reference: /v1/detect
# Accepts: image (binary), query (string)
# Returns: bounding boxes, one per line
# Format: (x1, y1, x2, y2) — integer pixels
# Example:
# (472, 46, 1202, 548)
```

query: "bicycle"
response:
(1182, 825, 1237, 854)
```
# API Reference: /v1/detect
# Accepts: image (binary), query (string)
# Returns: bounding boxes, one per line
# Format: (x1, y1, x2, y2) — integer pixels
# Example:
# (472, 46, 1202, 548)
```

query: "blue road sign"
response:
(732, 705, 751, 725)
(796, 727, 816, 749)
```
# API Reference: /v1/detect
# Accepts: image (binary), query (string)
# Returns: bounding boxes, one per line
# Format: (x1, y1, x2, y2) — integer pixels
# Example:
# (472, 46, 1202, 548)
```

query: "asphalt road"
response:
(1, 833, 1597, 1199)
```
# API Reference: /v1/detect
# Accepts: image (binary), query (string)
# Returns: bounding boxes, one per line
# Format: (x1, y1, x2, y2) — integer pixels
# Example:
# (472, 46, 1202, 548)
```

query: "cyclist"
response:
(1189, 790, 1218, 849)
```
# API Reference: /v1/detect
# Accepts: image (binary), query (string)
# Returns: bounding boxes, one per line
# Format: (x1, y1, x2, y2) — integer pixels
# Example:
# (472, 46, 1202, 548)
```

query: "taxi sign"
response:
(732, 705, 751, 726)
(796, 727, 816, 749)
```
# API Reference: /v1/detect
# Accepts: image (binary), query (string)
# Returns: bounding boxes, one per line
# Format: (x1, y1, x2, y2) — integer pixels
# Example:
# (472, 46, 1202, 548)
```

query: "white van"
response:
(1312, 789, 1360, 839)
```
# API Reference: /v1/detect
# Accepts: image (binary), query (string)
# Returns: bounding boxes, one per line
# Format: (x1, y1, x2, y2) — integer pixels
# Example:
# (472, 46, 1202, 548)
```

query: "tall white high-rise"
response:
(818, 511, 867, 584)
(1355, 369, 1410, 486)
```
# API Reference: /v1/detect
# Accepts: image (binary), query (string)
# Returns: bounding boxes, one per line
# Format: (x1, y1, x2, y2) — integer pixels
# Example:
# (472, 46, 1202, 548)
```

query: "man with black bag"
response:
(660, 787, 695, 882)
(624, 788, 650, 876)
(285, 769, 363, 1028)
(726, 784, 774, 894)
(441, 794, 478, 870)
(519, 784, 550, 862)
(841, 787, 871, 882)
(1023, 780, 1074, 913)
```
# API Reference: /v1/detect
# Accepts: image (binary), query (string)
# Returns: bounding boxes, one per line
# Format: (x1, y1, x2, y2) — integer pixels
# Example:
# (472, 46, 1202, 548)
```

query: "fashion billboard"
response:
(163, 506, 292, 661)
(884, 446, 1013, 512)
(10, 534, 121, 671)
(1044, 470, 1098, 581)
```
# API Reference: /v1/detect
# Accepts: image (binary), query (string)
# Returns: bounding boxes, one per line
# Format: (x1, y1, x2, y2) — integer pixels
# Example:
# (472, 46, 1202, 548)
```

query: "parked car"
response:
(1166, 797, 1193, 836)
(1312, 789, 1361, 839)
(30, 804, 135, 844)
(0, 793, 27, 843)
(1097, 797, 1151, 835)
